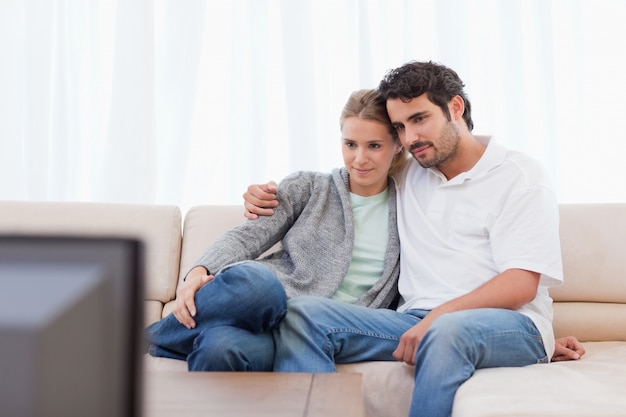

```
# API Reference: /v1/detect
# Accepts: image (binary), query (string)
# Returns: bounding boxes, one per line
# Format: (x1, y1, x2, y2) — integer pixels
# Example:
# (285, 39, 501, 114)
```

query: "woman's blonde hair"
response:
(339, 89, 409, 176)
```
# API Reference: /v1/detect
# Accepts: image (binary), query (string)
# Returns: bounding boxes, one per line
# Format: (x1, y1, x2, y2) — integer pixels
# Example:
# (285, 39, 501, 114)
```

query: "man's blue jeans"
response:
(273, 296, 549, 417)
(145, 261, 287, 371)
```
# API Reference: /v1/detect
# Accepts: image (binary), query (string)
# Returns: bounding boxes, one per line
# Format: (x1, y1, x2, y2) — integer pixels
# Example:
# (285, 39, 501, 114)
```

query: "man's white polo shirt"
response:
(393, 135, 563, 357)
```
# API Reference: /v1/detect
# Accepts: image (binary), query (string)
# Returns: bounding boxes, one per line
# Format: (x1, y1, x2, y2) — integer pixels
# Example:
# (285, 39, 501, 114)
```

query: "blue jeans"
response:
(145, 261, 287, 371)
(273, 296, 548, 417)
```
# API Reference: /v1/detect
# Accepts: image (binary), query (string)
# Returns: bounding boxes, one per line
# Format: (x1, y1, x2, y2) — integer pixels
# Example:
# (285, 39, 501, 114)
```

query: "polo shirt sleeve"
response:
(490, 185, 563, 287)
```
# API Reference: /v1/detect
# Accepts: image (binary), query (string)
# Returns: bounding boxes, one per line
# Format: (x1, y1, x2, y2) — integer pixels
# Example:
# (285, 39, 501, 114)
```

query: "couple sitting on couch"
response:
(146, 61, 584, 417)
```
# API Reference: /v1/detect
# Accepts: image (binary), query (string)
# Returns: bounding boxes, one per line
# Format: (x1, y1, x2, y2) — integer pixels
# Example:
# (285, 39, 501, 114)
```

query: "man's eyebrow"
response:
(407, 111, 428, 122)
(391, 111, 428, 126)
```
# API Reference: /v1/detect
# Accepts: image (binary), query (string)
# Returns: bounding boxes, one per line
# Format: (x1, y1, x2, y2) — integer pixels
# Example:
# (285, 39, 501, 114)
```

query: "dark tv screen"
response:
(0, 236, 144, 417)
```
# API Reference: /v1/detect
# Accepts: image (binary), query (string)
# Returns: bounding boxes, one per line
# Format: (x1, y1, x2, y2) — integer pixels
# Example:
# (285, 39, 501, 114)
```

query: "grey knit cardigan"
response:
(194, 168, 400, 309)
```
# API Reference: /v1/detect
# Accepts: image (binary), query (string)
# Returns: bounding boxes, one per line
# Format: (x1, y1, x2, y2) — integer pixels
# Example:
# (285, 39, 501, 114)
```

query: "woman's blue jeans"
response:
(145, 261, 287, 371)
(273, 296, 548, 417)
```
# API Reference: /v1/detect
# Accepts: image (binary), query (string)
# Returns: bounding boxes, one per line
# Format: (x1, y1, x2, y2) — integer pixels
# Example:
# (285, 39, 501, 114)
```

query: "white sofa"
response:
(2, 201, 625, 417)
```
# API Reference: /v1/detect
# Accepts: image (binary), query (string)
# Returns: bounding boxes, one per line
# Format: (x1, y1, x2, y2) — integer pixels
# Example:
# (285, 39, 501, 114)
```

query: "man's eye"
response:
(394, 125, 404, 131)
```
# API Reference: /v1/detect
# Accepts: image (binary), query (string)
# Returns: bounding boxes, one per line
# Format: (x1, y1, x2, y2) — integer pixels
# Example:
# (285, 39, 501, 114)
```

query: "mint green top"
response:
(332, 188, 390, 303)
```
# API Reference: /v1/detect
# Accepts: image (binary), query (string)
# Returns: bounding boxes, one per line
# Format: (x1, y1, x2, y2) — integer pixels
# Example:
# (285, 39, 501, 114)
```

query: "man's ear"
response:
(449, 95, 465, 121)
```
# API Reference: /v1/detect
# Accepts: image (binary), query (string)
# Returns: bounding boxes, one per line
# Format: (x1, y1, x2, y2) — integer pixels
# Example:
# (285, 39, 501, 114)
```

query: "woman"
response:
(145, 88, 409, 371)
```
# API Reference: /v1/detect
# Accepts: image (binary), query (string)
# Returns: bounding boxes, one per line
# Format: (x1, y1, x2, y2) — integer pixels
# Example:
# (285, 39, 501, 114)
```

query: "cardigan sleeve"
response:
(191, 171, 316, 275)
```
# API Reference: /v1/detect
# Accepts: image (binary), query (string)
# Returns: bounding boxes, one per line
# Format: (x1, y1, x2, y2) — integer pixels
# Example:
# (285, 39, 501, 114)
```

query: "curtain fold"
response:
(1, 0, 625, 209)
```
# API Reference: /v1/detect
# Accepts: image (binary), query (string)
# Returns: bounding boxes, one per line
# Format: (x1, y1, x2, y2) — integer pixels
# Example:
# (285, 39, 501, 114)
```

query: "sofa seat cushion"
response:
(338, 361, 413, 417)
(144, 354, 188, 372)
(453, 341, 626, 417)
(143, 342, 626, 417)
(338, 342, 626, 417)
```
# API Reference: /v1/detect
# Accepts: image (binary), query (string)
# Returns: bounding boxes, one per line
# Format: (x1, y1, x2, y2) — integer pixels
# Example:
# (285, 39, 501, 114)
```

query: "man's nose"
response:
(404, 126, 419, 144)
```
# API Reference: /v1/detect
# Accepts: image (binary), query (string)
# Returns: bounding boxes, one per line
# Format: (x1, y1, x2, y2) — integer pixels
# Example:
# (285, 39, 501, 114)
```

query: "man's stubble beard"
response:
(412, 122, 460, 169)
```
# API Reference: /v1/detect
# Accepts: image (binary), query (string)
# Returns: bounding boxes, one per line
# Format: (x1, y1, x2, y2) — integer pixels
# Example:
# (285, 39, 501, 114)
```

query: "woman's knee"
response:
(220, 262, 286, 301)
(189, 327, 274, 371)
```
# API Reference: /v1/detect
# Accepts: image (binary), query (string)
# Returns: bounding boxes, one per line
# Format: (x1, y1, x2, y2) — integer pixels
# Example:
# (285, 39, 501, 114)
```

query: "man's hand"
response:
(393, 317, 435, 366)
(552, 336, 585, 361)
(173, 266, 214, 329)
(243, 181, 278, 219)
(394, 323, 425, 366)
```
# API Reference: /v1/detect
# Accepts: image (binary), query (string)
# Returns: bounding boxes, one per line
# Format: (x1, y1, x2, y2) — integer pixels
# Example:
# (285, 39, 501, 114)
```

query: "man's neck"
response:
(437, 134, 487, 180)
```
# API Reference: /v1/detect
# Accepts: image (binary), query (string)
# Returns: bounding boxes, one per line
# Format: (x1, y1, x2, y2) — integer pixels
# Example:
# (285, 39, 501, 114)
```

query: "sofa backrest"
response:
(551, 203, 626, 341)
(3, 201, 623, 342)
(0, 201, 182, 325)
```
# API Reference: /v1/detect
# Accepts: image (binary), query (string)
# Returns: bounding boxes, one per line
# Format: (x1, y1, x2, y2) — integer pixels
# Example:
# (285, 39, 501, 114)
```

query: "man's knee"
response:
(425, 311, 477, 345)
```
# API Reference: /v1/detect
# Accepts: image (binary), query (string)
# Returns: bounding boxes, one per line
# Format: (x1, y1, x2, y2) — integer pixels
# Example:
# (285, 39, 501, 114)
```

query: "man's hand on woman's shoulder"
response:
(243, 181, 279, 219)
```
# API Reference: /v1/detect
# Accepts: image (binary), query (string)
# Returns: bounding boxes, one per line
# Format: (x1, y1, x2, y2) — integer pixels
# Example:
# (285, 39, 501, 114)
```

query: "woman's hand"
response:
(172, 266, 214, 329)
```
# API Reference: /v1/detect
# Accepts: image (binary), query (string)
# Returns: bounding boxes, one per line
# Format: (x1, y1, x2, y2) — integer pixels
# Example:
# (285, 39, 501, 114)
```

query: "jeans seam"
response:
(484, 329, 541, 339)
(325, 327, 400, 341)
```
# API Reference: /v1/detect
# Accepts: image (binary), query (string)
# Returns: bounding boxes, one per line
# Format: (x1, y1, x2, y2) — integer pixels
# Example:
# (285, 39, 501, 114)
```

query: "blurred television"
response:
(0, 236, 144, 417)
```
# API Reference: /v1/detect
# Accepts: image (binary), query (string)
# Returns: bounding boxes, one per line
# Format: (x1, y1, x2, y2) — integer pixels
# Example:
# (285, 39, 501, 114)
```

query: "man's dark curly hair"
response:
(378, 61, 474, 131)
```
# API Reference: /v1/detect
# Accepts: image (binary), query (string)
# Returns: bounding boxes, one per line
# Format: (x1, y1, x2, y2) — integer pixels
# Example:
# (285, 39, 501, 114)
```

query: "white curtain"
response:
(2, 0, 625, 211)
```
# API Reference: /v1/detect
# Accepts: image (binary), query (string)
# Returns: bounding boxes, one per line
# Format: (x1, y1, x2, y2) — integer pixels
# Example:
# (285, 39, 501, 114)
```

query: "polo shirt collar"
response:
(428, 135, 506, 185)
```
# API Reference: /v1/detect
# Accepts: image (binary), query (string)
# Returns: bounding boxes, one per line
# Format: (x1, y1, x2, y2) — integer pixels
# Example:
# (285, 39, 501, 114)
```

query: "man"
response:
(243, 60, 583, 417)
